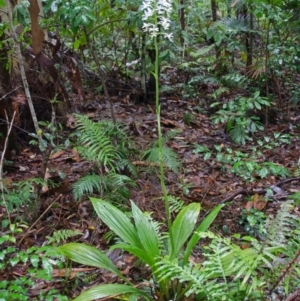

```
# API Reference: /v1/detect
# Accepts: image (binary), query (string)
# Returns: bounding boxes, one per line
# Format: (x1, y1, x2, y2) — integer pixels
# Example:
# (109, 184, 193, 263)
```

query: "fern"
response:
(142, 129, 180, 172)
(160, 129, 181, 145)
(114, 158, 137, 178)
(72, 174, 102, 201)
(72, 115, 137, 201)
(156, 258, 225, 300)
(167, 195, 184, 213)
(229, 122, 248, 145)
(74, 114, 117, 168)
(143, 146, 180, 173)
(46, 229, 82, 245)
(155, 201, 300, 300)
(72, 172, 136, 201)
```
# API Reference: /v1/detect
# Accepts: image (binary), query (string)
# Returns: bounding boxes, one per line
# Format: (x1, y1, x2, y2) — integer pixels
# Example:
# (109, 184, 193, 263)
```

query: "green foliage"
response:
(29, 121, 68, 152)
(211, 91, 270, 144)
(0, 224, 68, 301)
(239, 208, 266, 238)
(193, 142, 290, 182)
(59, 199, 223, 300)
(167, 195, 185, 213)
(142, 130, 181, 173)
(0, 178, 47, 215)
(233, 160, 290, 181)
(74, 115, 117, 169)
(289, 191, 300, 205)
(43, 0, 96, 34)
(71, 114, 137, 201)
(46, 229, 82, 244)
(155, 201, 300, 300)
(72, 173, 136, 201)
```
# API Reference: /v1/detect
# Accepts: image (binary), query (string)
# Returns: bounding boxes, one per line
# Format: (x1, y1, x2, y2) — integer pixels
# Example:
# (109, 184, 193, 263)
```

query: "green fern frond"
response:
(161, 129, 181, 145)
(142, 146, 180, 173)
(43, 247, 66, 263)
(46, 229, 82, 245)
(289, 191, 300, 205)
(72, 174, 102, 200)
(97, 119, 128, 140)
(264, 200, 298, 248)
(115, 158, 137, 178)
(74, 114, 117, 168)
(106, 173, 136, 190)
(167, 195, 184, 213)
(156, 258, 224, 300)
(155, 202, 300, 300)
(229, 123, 248, 145)
(73, 172, 135, 201)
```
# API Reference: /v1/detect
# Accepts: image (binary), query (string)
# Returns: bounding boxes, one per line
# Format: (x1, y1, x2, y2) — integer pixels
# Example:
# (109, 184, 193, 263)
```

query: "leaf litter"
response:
(1, 95, 300, 299)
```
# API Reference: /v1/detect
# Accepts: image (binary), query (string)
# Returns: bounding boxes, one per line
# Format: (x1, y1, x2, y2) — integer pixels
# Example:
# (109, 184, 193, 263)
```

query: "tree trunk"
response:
(211, 0, 220, 59)
(178, 0, 185, 46)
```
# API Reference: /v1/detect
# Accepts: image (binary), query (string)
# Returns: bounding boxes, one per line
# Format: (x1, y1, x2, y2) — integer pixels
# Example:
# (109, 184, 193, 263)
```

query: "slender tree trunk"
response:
(141, 33, 147, 102)
(4, 0, 41, 142)
(247, 8, 253, 67)
(178, 0, 185, 46)
(211, 0, 220, 59)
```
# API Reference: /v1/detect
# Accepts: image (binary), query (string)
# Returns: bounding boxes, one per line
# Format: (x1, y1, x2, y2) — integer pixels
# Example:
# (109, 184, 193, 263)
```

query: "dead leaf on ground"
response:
(244, 194, 267, 210)
(50, 150, 65, 159)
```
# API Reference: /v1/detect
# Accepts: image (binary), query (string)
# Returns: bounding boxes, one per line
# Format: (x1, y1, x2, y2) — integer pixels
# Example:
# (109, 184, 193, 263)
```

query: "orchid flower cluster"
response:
(140, 0, 173, 40)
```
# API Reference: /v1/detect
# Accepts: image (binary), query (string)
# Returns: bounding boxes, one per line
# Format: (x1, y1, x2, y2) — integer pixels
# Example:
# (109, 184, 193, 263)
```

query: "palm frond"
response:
(220, 16, 249, 34)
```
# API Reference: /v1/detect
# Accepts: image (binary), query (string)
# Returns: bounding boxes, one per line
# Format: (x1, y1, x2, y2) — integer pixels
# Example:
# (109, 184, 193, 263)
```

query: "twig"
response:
(0, 111, 16, 223)
(0, 86, 22, 101)
(18, 194, 62, 246)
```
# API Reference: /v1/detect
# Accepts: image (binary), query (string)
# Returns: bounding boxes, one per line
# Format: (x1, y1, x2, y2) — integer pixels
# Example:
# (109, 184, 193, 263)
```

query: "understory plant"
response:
(0, 223, 68, 301)
(71, 114, 137, 201)
(59, 199, 223, 300)
(57, 1, 221, 300)
(153, 201, 300, 300)
(211, 91, 270, 144)
(56, 1, 299, 300)
(0, 177, 48, 219)
(193, 141, 290, 182)
(58, 199, 300, 300)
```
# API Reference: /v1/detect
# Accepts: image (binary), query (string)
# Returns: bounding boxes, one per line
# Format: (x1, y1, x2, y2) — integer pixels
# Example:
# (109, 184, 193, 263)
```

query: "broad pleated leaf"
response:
(169, 203, 200, 259)
(58, 243, 126, 281)
(131, 201, 160, 264)
(73, 284, 148, 301)
(183, 204, 224, 264)
(111, 244, 156, 267)
(90, 198, 141, 248)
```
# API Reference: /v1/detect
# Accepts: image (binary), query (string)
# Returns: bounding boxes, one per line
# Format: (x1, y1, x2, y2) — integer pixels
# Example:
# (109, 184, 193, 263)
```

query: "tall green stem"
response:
(153, 35, 174, 252)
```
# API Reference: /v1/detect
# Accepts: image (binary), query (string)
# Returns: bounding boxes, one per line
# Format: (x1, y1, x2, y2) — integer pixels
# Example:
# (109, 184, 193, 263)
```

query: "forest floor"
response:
(1, 96, 300, 299)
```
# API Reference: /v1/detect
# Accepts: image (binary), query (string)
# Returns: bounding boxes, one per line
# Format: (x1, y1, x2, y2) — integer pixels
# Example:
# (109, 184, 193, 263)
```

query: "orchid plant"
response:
(58, 1, 224, 300)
